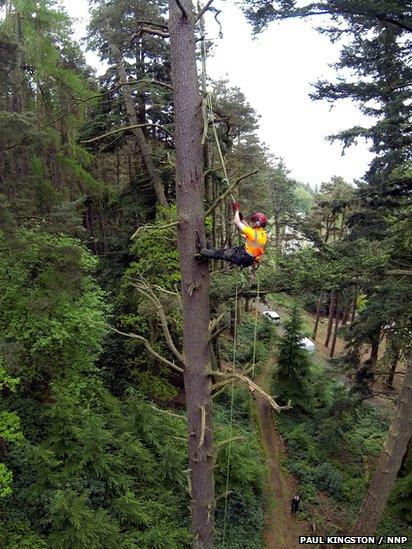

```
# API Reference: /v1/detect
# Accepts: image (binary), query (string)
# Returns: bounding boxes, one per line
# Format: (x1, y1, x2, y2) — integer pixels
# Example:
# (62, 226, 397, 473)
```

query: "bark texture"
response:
(353, 352, 412, 535)
(169, 2, 215, 547)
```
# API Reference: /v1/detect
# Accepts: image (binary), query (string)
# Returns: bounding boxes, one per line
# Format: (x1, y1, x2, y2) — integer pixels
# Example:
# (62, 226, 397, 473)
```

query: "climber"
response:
(198, 202, 268, 267)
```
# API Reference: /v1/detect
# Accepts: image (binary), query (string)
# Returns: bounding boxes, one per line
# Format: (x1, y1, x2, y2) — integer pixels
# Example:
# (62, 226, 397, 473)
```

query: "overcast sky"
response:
(63, 0, 373, 188)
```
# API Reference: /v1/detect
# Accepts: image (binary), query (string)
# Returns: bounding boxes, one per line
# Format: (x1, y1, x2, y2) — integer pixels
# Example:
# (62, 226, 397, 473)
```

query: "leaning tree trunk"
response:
(312, 291, 324, 340)
(329, 298, 341, 358)
(325, 290, 337, 347)
(353, 352, 412, 535)
(369, 329, 381, 369)
(107, 36, 168, 208)
(169, 2, 215, 547)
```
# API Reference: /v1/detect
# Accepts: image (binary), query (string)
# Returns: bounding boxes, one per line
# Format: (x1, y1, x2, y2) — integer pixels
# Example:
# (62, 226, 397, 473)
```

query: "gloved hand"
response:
(232, 201, 240, 212)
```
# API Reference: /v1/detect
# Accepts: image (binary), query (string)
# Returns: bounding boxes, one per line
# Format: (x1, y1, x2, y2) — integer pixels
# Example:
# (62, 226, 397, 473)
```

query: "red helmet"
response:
(250, 212, 267, 227)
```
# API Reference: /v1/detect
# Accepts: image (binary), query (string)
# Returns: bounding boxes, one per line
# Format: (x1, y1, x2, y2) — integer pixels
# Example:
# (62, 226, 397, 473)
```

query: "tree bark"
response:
(325, 290, 337, 347)
(353, 352, 412, 535)
(312, 290, 324, 340)
(274, 218, 281, 252)
(108, 37, 168, 208)
(369, 329, 381, 369)
(341, 296, 351, 326)
(11, 10, 24, 113)
(351, 287, 358, 323)
(169, 2, 215, 547)
(387, 340, 401, 388)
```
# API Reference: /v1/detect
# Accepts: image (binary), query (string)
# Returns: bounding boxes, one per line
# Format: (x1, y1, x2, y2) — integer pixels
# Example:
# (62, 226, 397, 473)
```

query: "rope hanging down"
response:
(199, 16, 235, 204)
(222, 274, 239, 544)
(199, 8, 261, 541)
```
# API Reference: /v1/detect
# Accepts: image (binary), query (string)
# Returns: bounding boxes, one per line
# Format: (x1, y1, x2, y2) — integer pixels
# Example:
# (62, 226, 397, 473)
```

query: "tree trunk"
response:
(351, 287, 358, 323)
(369, 329, 381, 369)
(11, 10, 24, 113)
(341, 296, 351, 326)
(107, 37, 168, 208)
(329, 296, 340, 358)
(312, 291, 324, 340)
(353, 352, 412, 535)
(325, 290, 337, 347)
(169, 3, 215, 548)
(387, 341, 401, 388)
(274, 218, 281, 252)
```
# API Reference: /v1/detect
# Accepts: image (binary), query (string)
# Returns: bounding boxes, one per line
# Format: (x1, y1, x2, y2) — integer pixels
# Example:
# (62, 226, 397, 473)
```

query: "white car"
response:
(262, 310, 281, 324)
(298, 337, 316, 353)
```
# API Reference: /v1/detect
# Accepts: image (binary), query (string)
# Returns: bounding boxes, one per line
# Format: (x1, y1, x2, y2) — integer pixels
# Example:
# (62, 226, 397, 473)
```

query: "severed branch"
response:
(81, 123, 174, 144)
(205, 170, 259, 216)
(196, 0, 216, 21)
(209, 312, 225, 336)
(107, 325, 184, 373)
(130, 220, 178, 240)
(129, 281, 184, 364)
(211, 371, 291, 412)
(132, 26, 170, 39)
(386, 269, 412, 276)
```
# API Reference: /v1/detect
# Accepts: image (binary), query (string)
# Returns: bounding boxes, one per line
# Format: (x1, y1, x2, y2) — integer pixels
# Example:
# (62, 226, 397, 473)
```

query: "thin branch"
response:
(215, 436, 244, 449)
(130, 220, 178, 240)
(175, 0, 188, 19)
(209, 312, 225, 335)
(151, 404, 187, 420)
(107, 324, 184, 373)
(133, 26, 170, 39)
(209, 324, 229, 342)
(130, 282, 184, 364)
(136, 20, 168, 30)
(205, 170, 259, 216)
(196, 0, 216, 21)
(211, 371, 291, 412)
(81, 122, 173, 144)
(386, 269, 412, 276)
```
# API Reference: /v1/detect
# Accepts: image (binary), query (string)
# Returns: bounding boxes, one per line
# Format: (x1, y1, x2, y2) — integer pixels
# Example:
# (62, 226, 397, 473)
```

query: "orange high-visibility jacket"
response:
(242, 226, 267, 260)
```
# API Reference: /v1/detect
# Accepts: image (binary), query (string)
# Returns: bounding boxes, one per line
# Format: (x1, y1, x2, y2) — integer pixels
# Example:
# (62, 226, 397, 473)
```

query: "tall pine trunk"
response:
(353, 352, 412, 535)
(329, 297, 340, 358)
(312, 291, 324, 340)
(107, 36, 168, 208)
(369, 329, 381, 369)
(169, 2, 215, 547)
(325, 290, 337, 347)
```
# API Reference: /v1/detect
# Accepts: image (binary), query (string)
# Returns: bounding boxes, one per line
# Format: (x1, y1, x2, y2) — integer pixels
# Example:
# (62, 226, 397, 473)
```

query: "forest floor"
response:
(254, 357, 310, 548)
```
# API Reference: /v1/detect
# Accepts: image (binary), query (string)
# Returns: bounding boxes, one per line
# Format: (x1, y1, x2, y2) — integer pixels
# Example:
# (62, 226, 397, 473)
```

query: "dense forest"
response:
(0, 0, 411, 548)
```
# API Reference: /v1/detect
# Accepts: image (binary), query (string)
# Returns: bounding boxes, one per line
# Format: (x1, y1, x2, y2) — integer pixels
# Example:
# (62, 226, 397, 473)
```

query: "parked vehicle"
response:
(297, 337, 315, 353)
(262, 310, 281, 324)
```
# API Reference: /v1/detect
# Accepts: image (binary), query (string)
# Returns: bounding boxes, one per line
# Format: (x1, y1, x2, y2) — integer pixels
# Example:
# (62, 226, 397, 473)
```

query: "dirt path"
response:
(254, 359, 309, 548)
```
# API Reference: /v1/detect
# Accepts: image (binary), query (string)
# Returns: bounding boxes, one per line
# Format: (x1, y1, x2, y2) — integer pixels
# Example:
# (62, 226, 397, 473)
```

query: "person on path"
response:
(197, 202, 268, 268)
(291, 495, 301, 515)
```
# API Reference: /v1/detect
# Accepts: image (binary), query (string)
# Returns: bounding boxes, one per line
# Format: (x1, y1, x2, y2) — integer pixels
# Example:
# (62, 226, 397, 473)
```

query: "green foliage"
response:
(126, 207, 180, 289)
(273, 306, 314, 410)
(0, 463, 13, 498)
(0, 229, 108, 384)
(213, 400, 265, 548)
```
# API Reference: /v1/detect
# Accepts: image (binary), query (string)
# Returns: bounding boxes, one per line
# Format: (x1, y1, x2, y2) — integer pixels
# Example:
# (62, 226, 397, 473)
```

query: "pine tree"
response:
(274, 306, 313, 411)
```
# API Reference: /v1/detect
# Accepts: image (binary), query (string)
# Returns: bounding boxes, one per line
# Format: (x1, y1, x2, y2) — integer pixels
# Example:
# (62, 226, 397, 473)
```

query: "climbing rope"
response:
(199, 15, 235, 204)
(198, 10, 261, 542)
(251, 272, 260, 379)
(222, 274, 239, 544)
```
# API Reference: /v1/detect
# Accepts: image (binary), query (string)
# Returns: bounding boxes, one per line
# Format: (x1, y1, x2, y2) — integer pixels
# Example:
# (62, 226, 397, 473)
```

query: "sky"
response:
(63, 0, 374, 188)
